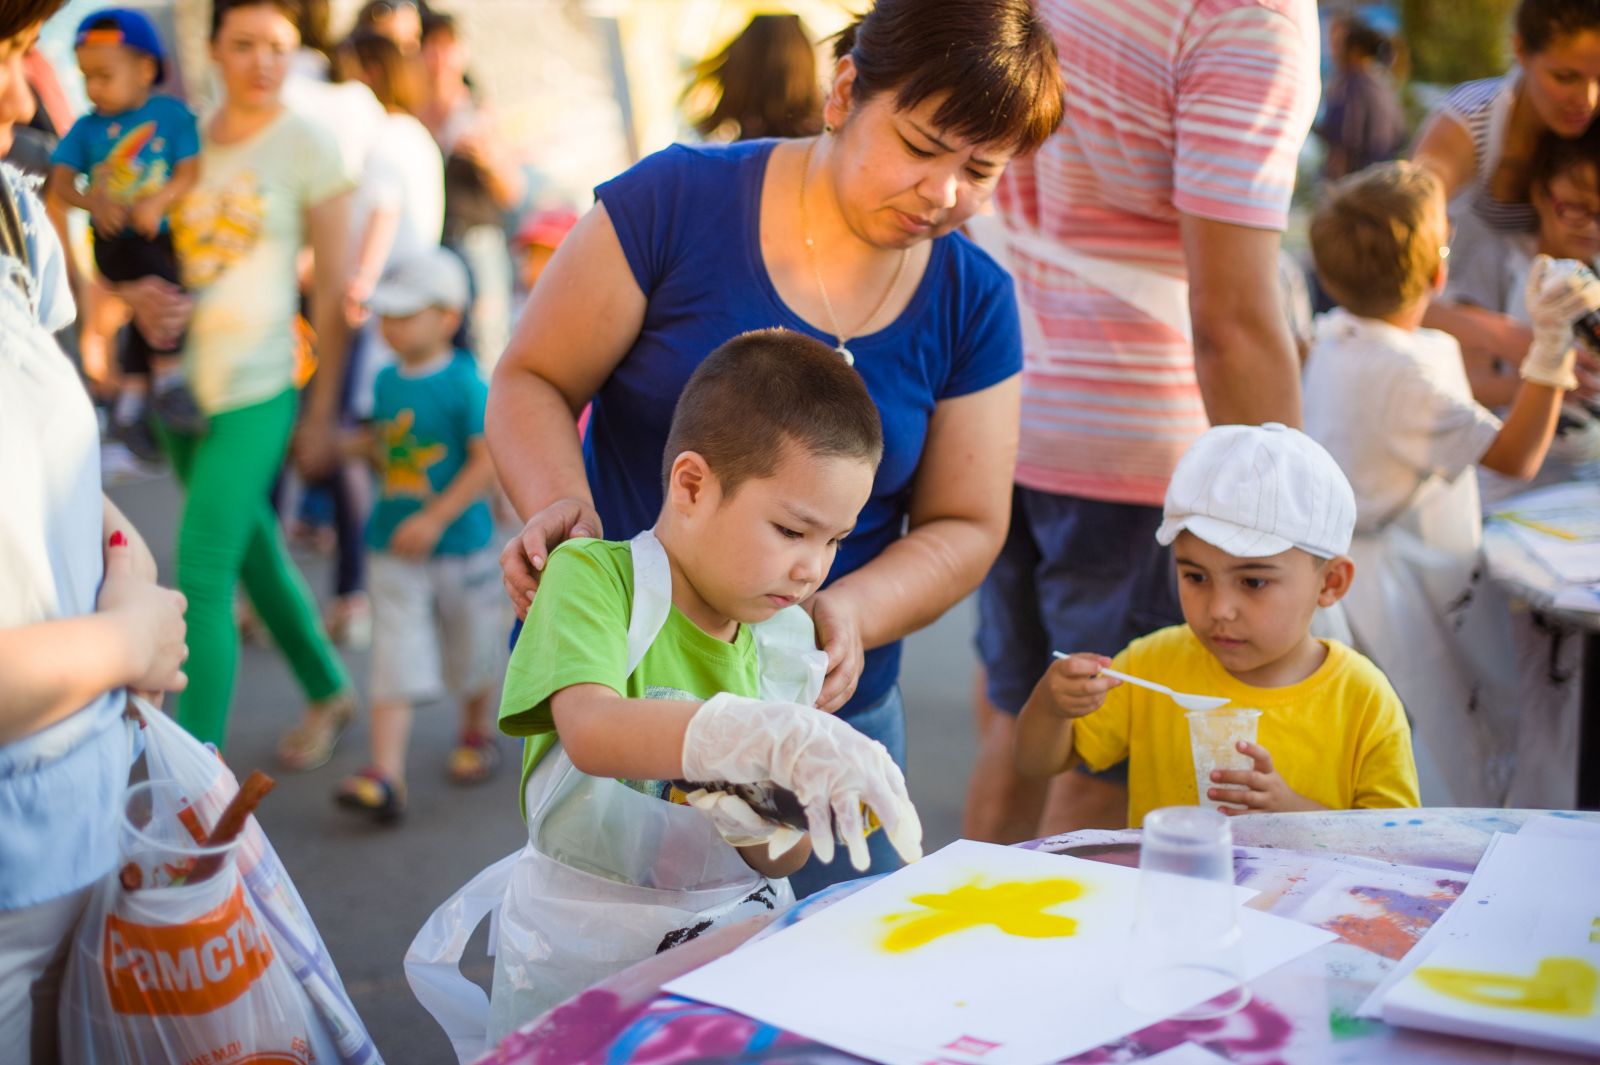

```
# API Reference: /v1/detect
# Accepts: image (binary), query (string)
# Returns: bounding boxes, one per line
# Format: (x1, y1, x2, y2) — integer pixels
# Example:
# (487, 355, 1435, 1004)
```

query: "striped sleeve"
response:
(1172, 5, 1318, 229)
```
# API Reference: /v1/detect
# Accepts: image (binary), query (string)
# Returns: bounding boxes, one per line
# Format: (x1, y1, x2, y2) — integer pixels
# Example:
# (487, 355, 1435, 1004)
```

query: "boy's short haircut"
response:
(1310, 161, 1445, 320)
(663, 328, 884, 496)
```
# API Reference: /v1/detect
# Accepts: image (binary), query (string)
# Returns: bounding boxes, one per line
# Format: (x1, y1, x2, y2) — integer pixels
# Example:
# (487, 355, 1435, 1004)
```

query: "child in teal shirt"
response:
(335, 247, 503, 822)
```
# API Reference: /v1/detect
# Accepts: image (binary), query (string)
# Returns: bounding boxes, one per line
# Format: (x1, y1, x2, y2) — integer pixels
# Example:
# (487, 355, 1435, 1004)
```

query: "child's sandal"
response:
(334, 768, 406, 823)
(447, 731, 501, 786)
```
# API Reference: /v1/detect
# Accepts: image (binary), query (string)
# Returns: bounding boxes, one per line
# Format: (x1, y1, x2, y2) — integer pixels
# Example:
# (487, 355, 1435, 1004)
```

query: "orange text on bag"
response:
(104, 883, 277, 1015)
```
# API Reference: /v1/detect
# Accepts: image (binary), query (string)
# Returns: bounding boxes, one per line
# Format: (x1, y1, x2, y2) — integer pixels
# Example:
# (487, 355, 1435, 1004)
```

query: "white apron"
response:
(406, 530, 825, 1061)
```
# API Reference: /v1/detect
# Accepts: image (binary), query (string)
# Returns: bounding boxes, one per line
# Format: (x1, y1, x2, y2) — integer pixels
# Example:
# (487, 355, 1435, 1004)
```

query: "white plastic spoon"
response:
(1051, 651, 1230, 711)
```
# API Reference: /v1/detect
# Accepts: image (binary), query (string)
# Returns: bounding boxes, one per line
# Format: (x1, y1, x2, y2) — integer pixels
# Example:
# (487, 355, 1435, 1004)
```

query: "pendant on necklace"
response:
(836, 345, 855, 366)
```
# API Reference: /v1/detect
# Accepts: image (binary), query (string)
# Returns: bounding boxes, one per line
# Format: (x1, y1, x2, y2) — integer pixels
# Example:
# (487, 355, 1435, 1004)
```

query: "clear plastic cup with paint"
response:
(1120, 805, 1250, 1020)
(120, 778, 238, 889)
(1185, 707, 1262, 810)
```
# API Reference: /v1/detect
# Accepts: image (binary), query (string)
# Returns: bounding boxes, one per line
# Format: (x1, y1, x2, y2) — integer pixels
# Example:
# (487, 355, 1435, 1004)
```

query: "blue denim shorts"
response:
(976, 486, 1182, 716)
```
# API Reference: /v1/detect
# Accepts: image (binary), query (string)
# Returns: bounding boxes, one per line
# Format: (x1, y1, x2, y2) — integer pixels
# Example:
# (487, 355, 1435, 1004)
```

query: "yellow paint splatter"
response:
(881, 878, 1084, 953)
(1416, 957, 1598, 1016)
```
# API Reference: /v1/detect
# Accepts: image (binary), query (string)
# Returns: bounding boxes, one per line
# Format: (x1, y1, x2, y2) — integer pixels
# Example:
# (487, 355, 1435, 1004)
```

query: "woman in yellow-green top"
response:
(1017, 424, 1420, 827)
(151, 0, 356, 757)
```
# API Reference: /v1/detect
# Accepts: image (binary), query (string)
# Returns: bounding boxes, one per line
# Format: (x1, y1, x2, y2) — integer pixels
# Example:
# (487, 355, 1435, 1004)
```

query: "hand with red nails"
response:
(98, 533, 189, 695)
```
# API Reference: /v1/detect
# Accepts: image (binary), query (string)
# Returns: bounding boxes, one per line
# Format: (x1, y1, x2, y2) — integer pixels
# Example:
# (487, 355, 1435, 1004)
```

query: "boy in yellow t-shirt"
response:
(1016, 423, 1420, 826)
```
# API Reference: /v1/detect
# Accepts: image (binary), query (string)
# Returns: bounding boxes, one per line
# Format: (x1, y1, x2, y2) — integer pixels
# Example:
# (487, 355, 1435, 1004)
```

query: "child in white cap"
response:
(335, 246, 505, 821)
(1016, 423, 1420, 827)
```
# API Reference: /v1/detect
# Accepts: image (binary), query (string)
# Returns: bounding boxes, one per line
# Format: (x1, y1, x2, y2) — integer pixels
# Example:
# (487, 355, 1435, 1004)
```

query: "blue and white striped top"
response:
(1436, 73, 1540, 233)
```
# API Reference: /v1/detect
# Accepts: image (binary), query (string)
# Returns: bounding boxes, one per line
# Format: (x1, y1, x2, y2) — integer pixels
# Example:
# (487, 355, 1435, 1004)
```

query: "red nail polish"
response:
(109, 531, 127, 547)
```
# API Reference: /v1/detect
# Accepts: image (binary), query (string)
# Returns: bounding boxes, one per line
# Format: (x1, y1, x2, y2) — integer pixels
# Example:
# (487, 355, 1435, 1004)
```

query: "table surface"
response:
(1483, 492, 1600, 634)
(475, 808, 1600, 1065)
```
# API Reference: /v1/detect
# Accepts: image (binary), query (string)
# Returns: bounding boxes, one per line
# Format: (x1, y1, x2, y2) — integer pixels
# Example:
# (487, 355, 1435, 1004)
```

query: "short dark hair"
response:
(211, 0, 300, 40)
(833, 0, 1063, 155)
(2, 0, 66, 41)
(663, 329, 884, 498)
(1342, 22, 1388, 62)
(1518, 0, 1600, 53)
(1533, 122, 1600, 188)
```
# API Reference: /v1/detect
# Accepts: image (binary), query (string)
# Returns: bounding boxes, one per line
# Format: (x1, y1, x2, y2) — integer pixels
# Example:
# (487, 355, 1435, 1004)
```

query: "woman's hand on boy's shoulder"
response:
(500, 497, 603, 619)
(1032, 653, 1118, 720)
(1208, 741, 1327, 815)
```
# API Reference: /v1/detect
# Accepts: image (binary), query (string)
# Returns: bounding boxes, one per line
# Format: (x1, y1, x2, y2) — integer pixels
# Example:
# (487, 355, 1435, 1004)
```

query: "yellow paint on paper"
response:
(1415, 957, 1598, 1017)
(882, 879, 1084, 953)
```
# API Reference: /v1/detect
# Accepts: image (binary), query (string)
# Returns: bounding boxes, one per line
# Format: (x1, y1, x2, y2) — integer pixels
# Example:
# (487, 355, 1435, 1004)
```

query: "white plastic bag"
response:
(62, 754, 350, 1061)
(60, 699, 382, 1064)
(483, 753, 792, 1046)
(405, 529, 815, 1061)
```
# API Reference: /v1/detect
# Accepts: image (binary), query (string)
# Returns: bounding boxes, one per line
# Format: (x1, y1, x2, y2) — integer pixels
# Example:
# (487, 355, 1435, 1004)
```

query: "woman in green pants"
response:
(144, 0, 357, 759)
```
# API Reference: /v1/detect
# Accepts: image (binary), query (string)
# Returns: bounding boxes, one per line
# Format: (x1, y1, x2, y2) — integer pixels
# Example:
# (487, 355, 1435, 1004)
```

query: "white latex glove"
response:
(684, 787, 807, 861)
(1523, 255, 1600, 390)
(681, 692, 924, 872)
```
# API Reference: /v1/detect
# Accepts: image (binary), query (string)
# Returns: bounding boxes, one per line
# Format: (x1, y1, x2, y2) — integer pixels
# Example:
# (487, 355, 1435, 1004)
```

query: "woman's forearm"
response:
(0, 614, 136, 744)
(823, 514, 1003, 651)
(305, 194, 353, 423)
(1423, 300, 1533, 364)
(485, 365, 592, 521)
(352, 207, 400, 293)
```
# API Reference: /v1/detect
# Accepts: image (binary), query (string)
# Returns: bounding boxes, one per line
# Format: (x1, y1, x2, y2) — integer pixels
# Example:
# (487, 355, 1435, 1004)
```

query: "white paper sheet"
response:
(1517, 814, 1600, 843)
(665, 840, 1334, 1065)
(1374, 833, 1600, 1056)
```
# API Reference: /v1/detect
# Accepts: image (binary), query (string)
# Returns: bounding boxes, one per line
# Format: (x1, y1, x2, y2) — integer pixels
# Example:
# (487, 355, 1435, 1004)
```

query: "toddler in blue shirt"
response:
(48, 7, 202, 459)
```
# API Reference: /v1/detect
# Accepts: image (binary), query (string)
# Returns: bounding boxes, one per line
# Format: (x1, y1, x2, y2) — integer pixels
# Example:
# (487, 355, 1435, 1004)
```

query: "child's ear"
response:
(666, 451, 714, 515)
(1316, 555, 1356, 607)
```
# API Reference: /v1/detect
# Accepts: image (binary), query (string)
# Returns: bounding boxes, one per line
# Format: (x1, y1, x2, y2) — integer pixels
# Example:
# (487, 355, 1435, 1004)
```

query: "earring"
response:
(823, 123, 834, 134)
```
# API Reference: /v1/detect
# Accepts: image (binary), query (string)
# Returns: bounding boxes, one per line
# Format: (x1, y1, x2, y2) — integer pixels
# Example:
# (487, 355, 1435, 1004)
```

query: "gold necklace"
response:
(798, 136, 909, 366)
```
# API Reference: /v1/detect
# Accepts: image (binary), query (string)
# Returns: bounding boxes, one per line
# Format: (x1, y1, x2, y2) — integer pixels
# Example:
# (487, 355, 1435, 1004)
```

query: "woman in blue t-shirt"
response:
(487, 0, 1063, 895)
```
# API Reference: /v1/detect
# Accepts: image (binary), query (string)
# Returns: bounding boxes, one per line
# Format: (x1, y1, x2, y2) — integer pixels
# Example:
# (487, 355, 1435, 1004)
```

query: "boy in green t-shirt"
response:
(499, 329, 923, 878)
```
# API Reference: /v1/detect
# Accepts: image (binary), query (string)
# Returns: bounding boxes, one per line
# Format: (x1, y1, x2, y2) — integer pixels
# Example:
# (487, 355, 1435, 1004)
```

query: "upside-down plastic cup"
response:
(1185, 707, 1262, 809)
(1120, 806, 1250, 1019)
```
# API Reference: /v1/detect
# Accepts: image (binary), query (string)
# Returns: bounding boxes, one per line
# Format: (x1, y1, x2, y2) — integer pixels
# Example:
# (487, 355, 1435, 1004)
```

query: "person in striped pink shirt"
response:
(964, 0, 1318, 842)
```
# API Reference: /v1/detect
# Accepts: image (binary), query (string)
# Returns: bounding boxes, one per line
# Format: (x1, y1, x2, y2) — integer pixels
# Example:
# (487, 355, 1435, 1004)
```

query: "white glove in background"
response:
(681, 693, 924, 872)
(683, 787, 806, 861)
(1523, 254, 1600, 390)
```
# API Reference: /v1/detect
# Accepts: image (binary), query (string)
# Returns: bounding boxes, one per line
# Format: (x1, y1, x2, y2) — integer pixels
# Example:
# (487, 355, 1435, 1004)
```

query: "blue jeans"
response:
(785, 685, 907, 899)
(976, 487, 1183, 784)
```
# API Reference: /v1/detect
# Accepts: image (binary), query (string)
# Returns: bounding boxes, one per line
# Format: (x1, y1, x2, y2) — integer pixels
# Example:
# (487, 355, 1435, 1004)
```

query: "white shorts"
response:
(369, 546, 508, 704)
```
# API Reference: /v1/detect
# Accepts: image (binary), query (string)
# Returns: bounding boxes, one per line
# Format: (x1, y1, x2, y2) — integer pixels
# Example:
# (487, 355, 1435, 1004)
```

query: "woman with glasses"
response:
(1412, 0, 1600, 400)
(489, 0, 1063, 897)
